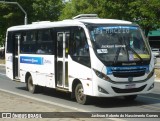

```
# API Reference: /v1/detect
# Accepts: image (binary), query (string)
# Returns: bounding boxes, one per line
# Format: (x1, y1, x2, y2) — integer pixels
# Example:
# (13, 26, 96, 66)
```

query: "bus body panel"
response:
(92, 73, 154, 97)
(89, 41, 155, 97)
(5, 53, 13, 80)
(68, 56, 93, 95)
(5, 15, 154, 103)
(19, 54, 55, 88)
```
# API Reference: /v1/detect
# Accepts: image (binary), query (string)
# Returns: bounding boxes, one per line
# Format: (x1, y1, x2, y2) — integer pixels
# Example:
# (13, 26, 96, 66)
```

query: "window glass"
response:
(65, 33, 70, 58)
(70, 27, 90, 67)
(21, 31, 36, 54)
(57, 33, 63, 57)
(7, 32, 21, 54)
(89, 25, 150, 64)
(38, 29, 51, 42)
(6, 32, 13, 53)
(37, 29, 53, 54)
(20, 29, 54, 54)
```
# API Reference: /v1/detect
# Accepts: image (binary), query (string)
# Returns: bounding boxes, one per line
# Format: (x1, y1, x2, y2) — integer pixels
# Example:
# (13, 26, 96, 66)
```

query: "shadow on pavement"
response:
(16, 86, 160, 108)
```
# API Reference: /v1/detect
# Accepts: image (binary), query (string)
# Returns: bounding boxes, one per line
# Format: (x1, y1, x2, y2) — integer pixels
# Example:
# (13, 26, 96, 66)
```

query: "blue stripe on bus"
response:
(97, 26, 138, 30)
(107, 65, 149, 75)
(20, 56, 43, 65)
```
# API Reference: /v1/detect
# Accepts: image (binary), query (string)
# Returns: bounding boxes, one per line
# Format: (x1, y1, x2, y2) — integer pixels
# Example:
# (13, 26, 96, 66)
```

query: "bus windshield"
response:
(89, 25, 151, 64)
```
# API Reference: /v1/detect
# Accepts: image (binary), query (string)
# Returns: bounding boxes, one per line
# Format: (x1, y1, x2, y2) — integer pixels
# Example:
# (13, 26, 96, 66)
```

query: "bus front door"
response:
(56, 32, 69, 89)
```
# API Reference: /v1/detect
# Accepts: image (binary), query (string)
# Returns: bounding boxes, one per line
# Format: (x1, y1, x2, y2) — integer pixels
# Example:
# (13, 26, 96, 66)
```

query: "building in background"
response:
(148, 29, 160, 57)
(148, 29, 160, 48)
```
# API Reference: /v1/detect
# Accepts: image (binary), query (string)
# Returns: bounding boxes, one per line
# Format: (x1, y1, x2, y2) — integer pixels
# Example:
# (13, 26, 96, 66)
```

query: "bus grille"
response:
(112, 85, 146, 93)
(112, 70, 145, 78)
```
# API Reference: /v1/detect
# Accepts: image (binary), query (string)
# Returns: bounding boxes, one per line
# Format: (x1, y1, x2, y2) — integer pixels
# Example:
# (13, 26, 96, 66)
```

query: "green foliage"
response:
(0, 0, 160, 46)
(0, 0, 63, 45)
(0, 0, 35, 45)
(127, 0, 160, 35)
(60, 0, 160, 36)
(59, 0, 107, 20)
(32, 0, 64, 21)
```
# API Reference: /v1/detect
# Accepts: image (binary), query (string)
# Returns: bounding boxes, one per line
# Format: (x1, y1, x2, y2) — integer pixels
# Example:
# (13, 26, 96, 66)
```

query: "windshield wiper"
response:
(113, 36, 124, 64)
(126, 44, 144, 63)
(114, 47, 121, 64)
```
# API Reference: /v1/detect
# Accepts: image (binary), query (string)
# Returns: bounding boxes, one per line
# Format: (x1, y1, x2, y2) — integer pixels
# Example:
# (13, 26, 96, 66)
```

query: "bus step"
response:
(56, 87, 69, 92)
(13, 78, 20, 82)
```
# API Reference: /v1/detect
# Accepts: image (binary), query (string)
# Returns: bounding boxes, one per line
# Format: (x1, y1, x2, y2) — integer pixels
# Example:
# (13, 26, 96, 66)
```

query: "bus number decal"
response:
(97, 49, 108, 53)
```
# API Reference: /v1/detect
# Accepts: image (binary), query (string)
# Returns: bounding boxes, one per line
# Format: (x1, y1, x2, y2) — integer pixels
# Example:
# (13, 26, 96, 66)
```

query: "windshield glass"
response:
(89, 25, 151, 64)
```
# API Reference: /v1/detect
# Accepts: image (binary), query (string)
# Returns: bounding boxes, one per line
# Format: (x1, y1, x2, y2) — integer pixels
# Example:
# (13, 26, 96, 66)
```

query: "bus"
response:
(5, 14, 155, 104)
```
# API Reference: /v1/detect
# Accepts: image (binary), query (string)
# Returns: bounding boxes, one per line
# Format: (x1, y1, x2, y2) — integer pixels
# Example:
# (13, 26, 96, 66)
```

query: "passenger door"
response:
(56, 31, 70, 89)
(13, 33, 21, 79)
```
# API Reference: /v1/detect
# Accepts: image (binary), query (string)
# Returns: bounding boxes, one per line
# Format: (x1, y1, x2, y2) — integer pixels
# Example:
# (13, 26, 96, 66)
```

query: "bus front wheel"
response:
(27, 76, 39, 93)
(75, 83, 89, 105)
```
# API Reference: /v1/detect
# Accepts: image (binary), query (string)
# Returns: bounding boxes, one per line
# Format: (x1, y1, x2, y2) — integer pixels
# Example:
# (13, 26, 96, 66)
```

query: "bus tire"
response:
(27, 76, 39, 93)
(124, 95, 137, 101)
(75, 83, 89, 105)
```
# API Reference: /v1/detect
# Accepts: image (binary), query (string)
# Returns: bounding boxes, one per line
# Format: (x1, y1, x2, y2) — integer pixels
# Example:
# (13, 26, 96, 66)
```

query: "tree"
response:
(0, 0, 64, 46)
(59, 0, 107, 20)
(127, 0, 160, 36)
(59, 0, 160, 36)
(0, 0, 34, 46)
(32, 0, 64, 21)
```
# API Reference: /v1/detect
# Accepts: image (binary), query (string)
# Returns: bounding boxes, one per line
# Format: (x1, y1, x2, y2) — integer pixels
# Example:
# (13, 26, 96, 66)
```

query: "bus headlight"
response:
(93, 69, 111, 81)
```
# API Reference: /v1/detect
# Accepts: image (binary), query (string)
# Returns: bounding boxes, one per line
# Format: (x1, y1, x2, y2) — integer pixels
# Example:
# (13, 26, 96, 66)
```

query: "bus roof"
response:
(7, 16, 132, 31)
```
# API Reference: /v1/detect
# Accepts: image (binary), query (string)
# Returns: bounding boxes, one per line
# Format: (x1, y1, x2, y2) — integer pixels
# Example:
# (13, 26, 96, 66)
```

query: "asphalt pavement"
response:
(0, 89, 108, 121)
(0, 63, 111, 121)
(0, 60, 160, 121)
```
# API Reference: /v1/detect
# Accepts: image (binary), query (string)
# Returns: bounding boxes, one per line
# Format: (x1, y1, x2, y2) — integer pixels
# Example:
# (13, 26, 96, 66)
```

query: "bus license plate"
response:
(125, 84, 136, 89)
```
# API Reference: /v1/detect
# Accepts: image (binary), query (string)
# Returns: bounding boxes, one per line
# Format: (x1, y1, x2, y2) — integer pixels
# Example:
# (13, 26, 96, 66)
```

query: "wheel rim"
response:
(76, 85, 85, 102)
(28, 77, 34, 91)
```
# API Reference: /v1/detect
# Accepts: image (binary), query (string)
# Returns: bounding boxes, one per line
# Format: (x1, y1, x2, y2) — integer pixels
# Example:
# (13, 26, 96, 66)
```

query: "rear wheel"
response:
(124, 95, 137, 101)
(26, 76, 39, 93)
(75, 83, 89, 105)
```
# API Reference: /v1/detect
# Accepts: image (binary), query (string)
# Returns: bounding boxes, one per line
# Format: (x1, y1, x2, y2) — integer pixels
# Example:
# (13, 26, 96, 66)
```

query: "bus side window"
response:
(65, 33, 70, 56)
(57, 33, 63, 57)
(13, 34, 20, 55)
(20, 32, 25, 53)
(25, 31, 36, 54)
(6, 32, 13, 53)
(70, 27, 91, 67)
(37, 29, 54, 54)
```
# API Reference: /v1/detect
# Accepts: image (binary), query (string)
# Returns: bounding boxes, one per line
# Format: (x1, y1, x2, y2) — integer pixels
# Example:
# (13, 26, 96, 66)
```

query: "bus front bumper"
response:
(92, 75, 155, 97)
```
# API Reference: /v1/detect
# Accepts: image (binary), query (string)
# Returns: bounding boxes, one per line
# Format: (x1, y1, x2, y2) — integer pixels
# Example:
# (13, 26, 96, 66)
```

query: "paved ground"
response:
(0, 91, 103, 121)
(0, 60, 159, 121)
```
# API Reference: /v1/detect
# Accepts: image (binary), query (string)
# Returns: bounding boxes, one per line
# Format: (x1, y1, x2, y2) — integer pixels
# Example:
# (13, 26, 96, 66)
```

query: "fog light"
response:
(98, 86, 108, 94)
